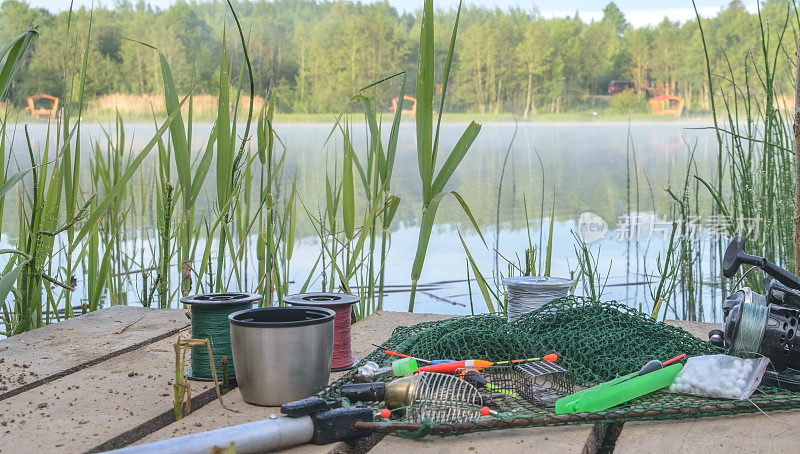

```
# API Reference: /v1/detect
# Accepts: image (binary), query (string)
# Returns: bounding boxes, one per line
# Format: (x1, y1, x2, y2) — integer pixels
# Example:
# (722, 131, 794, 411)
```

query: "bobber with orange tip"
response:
(416, 353, 558, 374)
(498, 353, 558, 365)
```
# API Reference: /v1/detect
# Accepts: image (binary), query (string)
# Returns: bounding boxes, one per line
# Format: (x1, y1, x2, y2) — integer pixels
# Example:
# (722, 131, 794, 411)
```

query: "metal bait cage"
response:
(456, 365, 516, 410)
(406, 372, 486, 423)
(513, 361, 574, 407)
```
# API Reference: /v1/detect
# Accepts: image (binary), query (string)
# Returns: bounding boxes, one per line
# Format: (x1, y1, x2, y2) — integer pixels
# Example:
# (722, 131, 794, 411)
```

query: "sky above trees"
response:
(26, 0, 758, 27)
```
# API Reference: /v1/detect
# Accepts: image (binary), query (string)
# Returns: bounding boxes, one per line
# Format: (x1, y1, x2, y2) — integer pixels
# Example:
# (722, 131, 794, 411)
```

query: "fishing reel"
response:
(709, 236, 800, 388)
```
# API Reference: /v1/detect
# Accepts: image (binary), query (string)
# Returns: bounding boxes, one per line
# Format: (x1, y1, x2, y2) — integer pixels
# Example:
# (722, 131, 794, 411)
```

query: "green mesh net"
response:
(322, 296, 800, 436)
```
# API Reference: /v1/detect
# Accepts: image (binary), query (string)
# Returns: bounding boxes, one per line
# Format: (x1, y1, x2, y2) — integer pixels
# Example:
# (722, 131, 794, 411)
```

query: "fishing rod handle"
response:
(102, 416, 315, 454)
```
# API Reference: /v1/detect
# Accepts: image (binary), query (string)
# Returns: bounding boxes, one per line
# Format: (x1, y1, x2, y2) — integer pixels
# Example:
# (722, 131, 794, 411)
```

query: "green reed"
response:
(646, 222, 680, 320)
(255, 97, 289, 306)
(571, 231, 611, 302)
(0, 4, 185, 332)
(683, 0, 797, 320)
(0, 0, 496, 332)
(408, 0, 483, 312)
(0, 27, 38, 333)
(303, 110, 399, 320)
(90, 112, 137, 306)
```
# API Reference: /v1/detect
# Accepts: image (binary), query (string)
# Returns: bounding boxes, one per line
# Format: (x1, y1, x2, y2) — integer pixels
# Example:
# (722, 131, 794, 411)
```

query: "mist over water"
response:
(5, 120, 726, 320)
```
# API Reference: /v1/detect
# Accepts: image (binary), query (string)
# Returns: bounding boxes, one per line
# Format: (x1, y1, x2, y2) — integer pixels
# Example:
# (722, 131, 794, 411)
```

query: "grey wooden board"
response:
(138, 311, 455, 453)
(0, 306, 189, 398)
(0, 306, 211, 453)
(0, 334, 213, 453)
(615, 410, 800, 453)
(665, 320, 715, 340)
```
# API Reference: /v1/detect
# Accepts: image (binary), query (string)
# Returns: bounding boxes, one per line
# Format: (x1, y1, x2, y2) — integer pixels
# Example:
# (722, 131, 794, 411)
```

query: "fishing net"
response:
(322, 296, 800, 436)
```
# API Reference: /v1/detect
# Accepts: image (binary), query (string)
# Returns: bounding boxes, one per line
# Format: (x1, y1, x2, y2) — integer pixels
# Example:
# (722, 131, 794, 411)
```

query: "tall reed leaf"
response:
(385, 75, 406, 186)
(430, 122, 480, 195)
(217, 35, 231, 206)
(458, 230, 496, 313)
(0, 168, 32, 199)
(342, 127, 355, 239)
(72, 91, 191, 248)
(416, 0, 435, 202)
(0, 259, 27, 314)
(122, 39, 192, 196)
(544, 206, 555, 277)
(0, 27, 38, 99)
(408, 0, 482, 311)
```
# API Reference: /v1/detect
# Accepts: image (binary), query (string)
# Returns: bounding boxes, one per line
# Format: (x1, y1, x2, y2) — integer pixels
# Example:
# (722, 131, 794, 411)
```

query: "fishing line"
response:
(731, 302, 768, 356)
(503, 276, 572, 322)
(732, 265, 760, 290)
(181, 293, 260, 381)
(284, 292, 360, 371)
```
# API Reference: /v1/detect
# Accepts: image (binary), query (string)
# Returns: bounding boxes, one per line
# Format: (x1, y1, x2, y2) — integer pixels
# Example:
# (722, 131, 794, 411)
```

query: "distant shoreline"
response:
(4, 111, 715, 125)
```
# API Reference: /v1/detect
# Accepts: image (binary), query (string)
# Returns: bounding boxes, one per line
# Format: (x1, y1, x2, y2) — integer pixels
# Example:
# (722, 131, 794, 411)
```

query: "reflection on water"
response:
(4, 120, 726, 321)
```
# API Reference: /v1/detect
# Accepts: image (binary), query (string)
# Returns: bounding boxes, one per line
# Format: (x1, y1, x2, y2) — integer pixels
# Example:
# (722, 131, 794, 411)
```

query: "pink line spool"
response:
(283, 292, 359, 371)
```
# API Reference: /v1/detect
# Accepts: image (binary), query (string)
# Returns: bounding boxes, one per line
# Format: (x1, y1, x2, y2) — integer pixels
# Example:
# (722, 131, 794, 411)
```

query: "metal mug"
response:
(229, 306, 335, 406)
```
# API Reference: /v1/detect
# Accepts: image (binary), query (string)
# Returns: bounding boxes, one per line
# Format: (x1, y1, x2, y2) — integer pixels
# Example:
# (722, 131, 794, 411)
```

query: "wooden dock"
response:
(1, 306, 798, 453)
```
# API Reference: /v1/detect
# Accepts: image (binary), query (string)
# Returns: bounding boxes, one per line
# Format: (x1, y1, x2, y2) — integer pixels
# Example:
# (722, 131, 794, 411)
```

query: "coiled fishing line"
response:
(751, 291, 767, 306)
(731, 302, 768, 356)
(181, 292, 261, 381)
(284, 292, 360, 371)
(503, 277, 573, 322)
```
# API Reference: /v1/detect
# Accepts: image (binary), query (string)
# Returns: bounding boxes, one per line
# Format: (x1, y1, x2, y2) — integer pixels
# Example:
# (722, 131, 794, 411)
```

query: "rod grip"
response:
(340, 382, 386, 402)
(281, 396, 341, 417)
(311, 407, 375, 444)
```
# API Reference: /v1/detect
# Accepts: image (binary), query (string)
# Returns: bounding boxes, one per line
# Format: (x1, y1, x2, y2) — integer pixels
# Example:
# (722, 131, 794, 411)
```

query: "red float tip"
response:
(662, 353, 686, 366)
(380, 408, 391, 419)
(543, 353, 558, 362)
(480, 406, 490, 416)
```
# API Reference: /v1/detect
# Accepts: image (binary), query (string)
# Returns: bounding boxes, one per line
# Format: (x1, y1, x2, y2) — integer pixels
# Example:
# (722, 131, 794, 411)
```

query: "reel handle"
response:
(760, 260, 800, 291)
(723, 236, 800, 290)
(722, 236, 765, 277)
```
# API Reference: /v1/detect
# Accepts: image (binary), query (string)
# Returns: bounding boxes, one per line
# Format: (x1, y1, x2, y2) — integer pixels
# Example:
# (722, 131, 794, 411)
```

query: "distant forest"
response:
(0, 0, 796, 115)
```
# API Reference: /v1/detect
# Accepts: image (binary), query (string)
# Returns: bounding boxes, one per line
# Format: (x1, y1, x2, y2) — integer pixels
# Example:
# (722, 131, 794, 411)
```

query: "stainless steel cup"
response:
(229, 306, 335, 406)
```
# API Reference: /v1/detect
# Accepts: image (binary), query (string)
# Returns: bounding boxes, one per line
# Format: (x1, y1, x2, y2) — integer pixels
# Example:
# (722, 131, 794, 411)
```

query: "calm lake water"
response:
(4, 120, 726, 321)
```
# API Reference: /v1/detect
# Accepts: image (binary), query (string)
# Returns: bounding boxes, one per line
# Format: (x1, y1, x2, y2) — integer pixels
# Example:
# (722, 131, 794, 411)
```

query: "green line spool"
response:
(181, 292, 261, 381)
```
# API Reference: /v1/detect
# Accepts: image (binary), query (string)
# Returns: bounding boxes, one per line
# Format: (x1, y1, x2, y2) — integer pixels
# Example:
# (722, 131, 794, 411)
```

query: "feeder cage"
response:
(458, 365, 517, 410)
(513, 361, 573, 407)
(406, 372, 485, 424)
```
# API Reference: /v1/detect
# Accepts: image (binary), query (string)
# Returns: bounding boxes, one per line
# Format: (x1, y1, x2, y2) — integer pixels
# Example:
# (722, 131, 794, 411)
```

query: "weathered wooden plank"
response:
(0, 306, 189, 399)
(135, 311, 454, 451)
(0, 334, 213, 453)
(614, 411, 800, 453)
(665, 320, 714, 340)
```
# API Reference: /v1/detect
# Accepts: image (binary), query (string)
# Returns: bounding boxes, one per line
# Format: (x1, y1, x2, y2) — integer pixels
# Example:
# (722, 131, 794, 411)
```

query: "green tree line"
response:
(0, 0, 794, 115)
